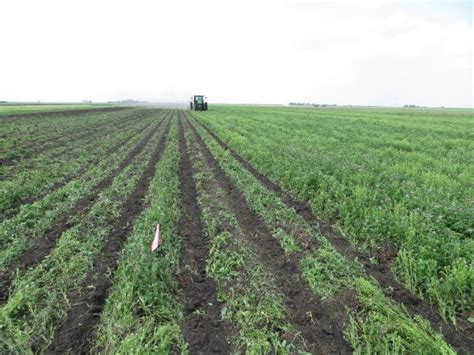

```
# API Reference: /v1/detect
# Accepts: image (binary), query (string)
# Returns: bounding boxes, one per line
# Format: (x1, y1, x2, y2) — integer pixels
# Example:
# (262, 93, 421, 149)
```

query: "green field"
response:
(0, 105, 472, 353)
(192, 105, 474, 321)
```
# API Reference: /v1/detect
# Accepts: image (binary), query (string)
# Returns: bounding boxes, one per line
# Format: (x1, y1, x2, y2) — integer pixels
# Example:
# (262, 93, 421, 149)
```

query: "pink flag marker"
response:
(151, 224, 160, 252)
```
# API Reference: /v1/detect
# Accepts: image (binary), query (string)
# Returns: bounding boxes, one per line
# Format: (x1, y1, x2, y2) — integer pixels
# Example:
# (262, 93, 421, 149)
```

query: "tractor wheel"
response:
(204, 102, 208, 111)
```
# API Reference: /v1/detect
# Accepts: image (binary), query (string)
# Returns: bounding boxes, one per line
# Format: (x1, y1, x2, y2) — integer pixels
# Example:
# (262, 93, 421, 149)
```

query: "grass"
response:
(185, 124, 303, 353)
(0, 105, 471, 353)
(0, 110, 157, 218)
(188, 113, 456, 353)
(191, 105, 474, 322)
(346, 278, 455, 354)
(94, 120, 185, 353)
(188, 116, 363, 294)
(0, 117, 159, 268)
(0, 129, 157, 352)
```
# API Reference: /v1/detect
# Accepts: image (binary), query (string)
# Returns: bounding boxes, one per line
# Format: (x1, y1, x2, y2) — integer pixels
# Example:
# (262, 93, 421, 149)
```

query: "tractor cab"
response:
(190, 95, 208, 111)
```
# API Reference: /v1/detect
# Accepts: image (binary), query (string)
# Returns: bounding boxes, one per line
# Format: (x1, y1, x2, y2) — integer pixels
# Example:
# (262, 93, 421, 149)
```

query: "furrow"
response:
(0, 112, 170, 304)
(2, 109, 144, 166)
(192, 115, 474, 353)
(0, 106, 129, 121)
(184, 115, 351, 354)
(3, 113, 156, 219)
(45, 115, 172, 354)
(176, 116, 232, 353)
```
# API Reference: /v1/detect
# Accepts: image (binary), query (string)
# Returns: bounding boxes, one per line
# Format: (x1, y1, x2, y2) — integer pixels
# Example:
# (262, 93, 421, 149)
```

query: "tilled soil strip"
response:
(3, 115, 157, 220)
(0, 109, 135, 155)
(0, 113, 171, 305)
(45, 111, 151, 161)
(184, 117, 351, 354)
(46, 117, 173, 354)
(3, 112, 134, 157)
(2, 110, 147, 166)
(1, 112, 138, 171)
(191, 116, 474, 353)
(177, 117, 232, 354)
(0, 106, 129, 121)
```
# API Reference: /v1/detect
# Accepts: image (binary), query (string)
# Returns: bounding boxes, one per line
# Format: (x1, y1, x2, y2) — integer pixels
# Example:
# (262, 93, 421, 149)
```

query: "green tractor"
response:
(190, 95, 208, 111)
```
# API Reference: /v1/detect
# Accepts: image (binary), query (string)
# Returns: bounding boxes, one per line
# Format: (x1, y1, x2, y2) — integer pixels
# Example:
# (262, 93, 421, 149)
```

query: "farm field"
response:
(0, 105, 473, 353)
(0, 103, 117, 116)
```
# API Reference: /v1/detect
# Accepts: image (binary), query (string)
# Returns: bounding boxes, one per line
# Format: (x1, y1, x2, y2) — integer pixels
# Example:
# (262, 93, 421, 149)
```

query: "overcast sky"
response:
(1, 0, 472, 107)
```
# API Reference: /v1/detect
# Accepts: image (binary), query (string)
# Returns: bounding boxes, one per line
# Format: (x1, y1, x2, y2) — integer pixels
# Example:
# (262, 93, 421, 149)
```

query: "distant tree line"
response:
(289, 102, 337, 107)
(107, 99, 148, 104)
(403, 104, 428, 108)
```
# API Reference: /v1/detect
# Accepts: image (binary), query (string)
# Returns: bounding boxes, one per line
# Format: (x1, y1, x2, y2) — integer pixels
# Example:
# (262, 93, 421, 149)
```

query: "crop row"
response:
(1, 109, 159, 219)
(0, 104, 116, 117)
(1, 107, 471, 353)
(0, 107, 131, 154)
(185, 112, 464, 353)
(191, 106, 473, 325)
(0, 109, 171, 351)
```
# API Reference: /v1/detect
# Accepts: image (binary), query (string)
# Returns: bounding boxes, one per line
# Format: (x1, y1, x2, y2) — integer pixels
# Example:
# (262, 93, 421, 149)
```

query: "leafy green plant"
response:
(346, 278, 455, 354)
(192, 105, 474, 321)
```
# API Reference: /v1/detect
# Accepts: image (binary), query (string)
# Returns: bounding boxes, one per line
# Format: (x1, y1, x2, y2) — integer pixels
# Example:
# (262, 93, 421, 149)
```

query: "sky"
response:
(1, 0, 472, 107)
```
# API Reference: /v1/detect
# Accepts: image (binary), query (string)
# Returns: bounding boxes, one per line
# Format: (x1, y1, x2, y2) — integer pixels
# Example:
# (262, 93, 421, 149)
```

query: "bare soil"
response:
(3, 116, 156, 219)
(193, 117, 474, 354)
(185, 114, 351, 354)
(176, 116, 232, 354)
(0, 107, 129, 121)
(2, 110, 145, 167)
(0, 113, 170, 305)
(45, 116, 172, 354)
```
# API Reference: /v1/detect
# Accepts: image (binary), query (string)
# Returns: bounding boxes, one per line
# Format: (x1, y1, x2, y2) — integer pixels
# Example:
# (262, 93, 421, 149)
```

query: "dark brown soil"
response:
(48, 113, 149, 159)
(0, 113, 170, 305)
(185, 133, 306, 353)
(45, 116, 172, 354)
(3, 116, 157, 220)
(192, 117, 474, 354)
(2, 110, 144, 167)
(176, 116, 232, 354)
(184, 115, 351, 354)
(0, 106, 129, 121)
